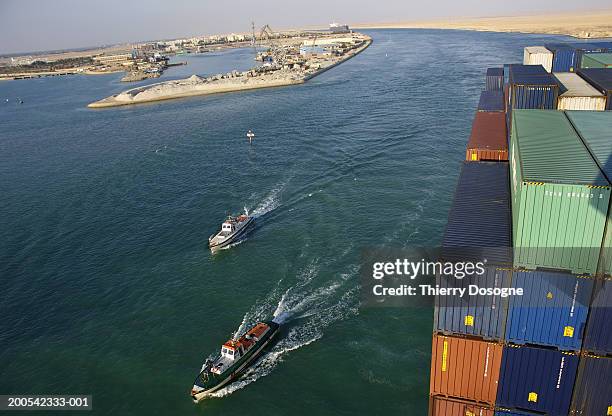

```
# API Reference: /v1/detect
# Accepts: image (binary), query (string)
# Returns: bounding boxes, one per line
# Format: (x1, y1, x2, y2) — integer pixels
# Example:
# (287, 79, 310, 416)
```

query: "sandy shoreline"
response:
(88, 36, 372, 108)
(353, 10, 612, 39)
(90, 78, 305, 108)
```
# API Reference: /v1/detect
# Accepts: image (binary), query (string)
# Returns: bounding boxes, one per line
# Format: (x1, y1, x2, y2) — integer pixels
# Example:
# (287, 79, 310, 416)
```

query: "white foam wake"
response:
(211, 261, 359, 398)
(251, 180, 287, 218)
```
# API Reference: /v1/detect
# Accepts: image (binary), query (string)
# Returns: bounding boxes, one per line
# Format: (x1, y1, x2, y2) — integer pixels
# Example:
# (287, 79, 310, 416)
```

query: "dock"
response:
(87, 33, 372, 108)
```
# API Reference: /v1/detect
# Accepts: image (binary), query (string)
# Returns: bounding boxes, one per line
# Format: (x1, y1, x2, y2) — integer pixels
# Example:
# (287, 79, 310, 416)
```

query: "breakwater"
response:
(87, 35, 371, 108)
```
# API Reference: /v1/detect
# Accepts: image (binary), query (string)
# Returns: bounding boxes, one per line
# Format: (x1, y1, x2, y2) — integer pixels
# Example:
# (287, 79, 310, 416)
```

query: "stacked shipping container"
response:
(569, 354, 612, 414)
(486, 68, 504, 91)
(553, 72, 606, 111)
(430, 335, 503, 405)
(581, 53, 612, 69)
(505, 271, 593, 351)
(430, 56, 612, 415)
(543, 42, 608, 72)
(497, 345, 579, 415)
(507, 66, 559, 111)
(582, 279, 612, 355)
(520, 44, 612, 109)
(566, 110, 612, 409)
(435, 161, 511, 342)
(565, 111, 612, 277)
(430, 67, 512, 415)
(465, 112, 507, 161)
(523, 46, 553, 73)
(478, 90, 505, 112)
(430, 396, 495, 416)
(509, 110, 610, 275)
(578, 68, 612, 110)
(545, 43, 577, 72)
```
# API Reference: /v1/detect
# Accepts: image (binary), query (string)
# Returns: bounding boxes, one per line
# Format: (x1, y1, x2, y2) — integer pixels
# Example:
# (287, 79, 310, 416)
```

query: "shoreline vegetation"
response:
(353, 10, 612, 39)
(87, 33, 372, 108)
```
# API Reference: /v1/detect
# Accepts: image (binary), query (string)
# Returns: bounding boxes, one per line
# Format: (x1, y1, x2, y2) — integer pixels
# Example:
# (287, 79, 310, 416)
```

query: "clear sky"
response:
(0, 0, 609, 54)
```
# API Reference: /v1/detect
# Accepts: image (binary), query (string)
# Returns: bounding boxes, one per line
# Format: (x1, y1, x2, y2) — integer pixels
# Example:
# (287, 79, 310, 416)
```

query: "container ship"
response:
(429, 41, 612, 416)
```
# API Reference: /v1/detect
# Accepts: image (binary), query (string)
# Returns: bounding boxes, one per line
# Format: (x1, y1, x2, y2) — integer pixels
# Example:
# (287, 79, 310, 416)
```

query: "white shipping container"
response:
(554, 72, 607, 111)
(523, 46, 553, 73)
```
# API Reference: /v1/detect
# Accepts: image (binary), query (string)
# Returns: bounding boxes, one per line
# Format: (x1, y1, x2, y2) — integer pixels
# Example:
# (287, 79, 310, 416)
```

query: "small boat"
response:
(246, 130, 255, 143)
(191, 320, 280, 401)
(208, 210, 254, 250)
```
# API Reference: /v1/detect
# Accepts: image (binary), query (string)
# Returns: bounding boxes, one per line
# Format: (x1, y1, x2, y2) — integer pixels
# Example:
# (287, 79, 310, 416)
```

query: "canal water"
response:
(0, 29, 573, 415)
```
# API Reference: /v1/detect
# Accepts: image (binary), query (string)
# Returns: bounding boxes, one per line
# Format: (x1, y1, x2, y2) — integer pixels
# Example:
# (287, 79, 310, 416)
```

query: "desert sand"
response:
(354, 10, 612, 39)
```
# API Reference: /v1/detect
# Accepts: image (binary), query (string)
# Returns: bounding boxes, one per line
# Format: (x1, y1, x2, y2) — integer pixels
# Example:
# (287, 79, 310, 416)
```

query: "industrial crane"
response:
(259, 24, 275, 41)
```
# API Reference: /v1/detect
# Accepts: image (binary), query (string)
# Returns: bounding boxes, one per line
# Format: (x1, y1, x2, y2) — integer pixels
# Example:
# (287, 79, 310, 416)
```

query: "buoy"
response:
(246, 130, 255, 144)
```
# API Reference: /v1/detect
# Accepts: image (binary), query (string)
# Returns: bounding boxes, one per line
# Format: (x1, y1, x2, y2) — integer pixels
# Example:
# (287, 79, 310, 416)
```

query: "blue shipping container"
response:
(507, 66, 559, 113)
(434, 267, 511, 340)
(511, 83, 558, 110)
(546, 43, 577, 72)
(583, 279, 612, 355)
(588, 41, 612, 52)
(569, 42, 607, 70)
(478, 90, 504, 112)
(505, 271, 593, 351)
(570, 355, 612, 415)
(486, 67, 504, 91)
(503, 63, 511, 85)
(497, 345, 579, 416)
(508, 73, 559, 110)
(441, 162, 512, 265)
(508, 64, 548, 81)
(494, 411, 539, 416)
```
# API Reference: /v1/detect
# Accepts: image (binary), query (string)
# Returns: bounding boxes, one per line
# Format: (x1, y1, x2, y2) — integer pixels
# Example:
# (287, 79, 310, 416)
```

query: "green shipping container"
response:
(510, 110, 610, 274)
(566, 111, 612, 276)
(581, 53, 612, 69)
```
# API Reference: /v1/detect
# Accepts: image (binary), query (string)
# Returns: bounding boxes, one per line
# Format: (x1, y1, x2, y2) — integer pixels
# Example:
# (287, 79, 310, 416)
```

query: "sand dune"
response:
(354, 10, 612, 39)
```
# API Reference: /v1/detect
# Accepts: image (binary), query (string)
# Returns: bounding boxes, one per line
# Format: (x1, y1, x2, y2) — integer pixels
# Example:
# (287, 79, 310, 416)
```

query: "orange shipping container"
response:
(430, 335, 502, 405)
(465, 112, 508, 161)
(430, 396, 494, 416)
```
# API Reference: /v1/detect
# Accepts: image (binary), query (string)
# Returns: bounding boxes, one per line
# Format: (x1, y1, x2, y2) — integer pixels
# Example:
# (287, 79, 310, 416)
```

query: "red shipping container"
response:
(465, 112, 508, 161)
(430, 396, 495, 416)
(430, 335, 503, 405)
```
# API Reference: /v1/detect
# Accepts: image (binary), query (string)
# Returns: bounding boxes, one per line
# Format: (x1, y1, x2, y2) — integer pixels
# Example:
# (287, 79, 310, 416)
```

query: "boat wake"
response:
(211, 259, 359, 398)
(383, 187, 435, 246)
(251, 180, 287, 218)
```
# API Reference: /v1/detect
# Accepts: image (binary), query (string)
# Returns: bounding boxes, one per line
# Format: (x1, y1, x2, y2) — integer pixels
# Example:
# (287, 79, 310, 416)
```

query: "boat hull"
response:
(208, 217, 254, 250)
(192, 322, 279, 402)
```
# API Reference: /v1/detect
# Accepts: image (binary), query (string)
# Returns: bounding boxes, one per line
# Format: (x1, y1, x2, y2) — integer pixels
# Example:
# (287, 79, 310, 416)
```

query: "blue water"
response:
(0, 29, 574, 415)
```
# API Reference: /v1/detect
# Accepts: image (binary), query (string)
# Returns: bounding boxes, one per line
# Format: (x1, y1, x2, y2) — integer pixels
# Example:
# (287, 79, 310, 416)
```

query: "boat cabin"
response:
(221, 221, 235, 233)
(210, 341, 245, 375)
(221, 341, 245, 361)
(206, 323, 271, 376)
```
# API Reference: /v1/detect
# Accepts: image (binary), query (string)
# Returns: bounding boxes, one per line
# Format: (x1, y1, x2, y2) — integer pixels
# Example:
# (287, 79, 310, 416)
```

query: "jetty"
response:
(87, 33, 372, 108)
